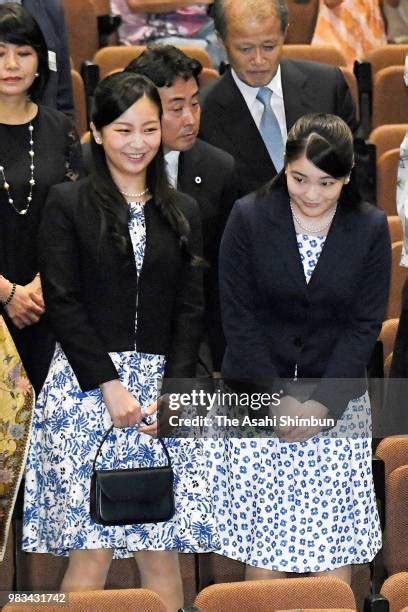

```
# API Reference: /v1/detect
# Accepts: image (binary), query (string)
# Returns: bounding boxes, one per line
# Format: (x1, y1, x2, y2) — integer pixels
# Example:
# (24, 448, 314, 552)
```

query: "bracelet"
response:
(2, 282, 16, 307)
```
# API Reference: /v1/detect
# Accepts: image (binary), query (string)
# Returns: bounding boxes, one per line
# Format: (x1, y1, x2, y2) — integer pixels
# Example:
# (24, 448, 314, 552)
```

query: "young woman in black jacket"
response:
(22, 71, 217, 611)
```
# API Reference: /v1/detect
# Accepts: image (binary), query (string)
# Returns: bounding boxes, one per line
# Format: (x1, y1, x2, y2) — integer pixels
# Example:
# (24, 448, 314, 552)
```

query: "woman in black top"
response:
(0, 3, 81, 393)
(23, 71, 217, 611)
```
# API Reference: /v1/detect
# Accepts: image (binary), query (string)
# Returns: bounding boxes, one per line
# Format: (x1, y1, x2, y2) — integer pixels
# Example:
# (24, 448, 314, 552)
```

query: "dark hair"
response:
(126, 44, 202, 88)
(0, 3, 49, 101)
(90, 71, 196, 260)
(270, 113, 358, 206)
(213, 0, 289, 39)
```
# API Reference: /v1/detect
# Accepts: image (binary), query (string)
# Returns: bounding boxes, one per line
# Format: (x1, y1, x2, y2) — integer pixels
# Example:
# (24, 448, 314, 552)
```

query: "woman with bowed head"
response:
(0, 2, 82, 394)
(210, 113, 391, 582)
(22, 70, 218, 611)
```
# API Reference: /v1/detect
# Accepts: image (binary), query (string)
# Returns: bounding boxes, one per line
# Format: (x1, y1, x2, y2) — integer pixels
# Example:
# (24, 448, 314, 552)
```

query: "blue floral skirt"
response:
(22, 344, 219, 558)
(205, 394, 382, 572)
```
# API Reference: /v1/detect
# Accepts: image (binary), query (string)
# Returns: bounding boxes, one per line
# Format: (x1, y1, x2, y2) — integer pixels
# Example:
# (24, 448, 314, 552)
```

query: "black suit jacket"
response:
(24, 0, 74, 116)
(177, 139, 237, 370)
(39, 178, 203, 391)
(200, 60, 357, 197)
(219, 186, 391, 419)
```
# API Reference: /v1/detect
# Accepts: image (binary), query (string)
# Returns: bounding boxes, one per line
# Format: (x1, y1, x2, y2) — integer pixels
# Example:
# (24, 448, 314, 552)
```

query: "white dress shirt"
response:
(164, 149, 181, 188)
(231, 66, 288, 143)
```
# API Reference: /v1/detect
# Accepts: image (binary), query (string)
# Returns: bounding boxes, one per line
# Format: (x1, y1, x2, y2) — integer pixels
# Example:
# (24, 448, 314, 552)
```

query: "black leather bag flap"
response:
(95, 466, 173, 503)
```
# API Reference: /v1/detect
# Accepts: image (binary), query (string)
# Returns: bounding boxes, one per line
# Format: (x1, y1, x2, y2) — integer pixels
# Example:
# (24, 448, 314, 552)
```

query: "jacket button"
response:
(293, 337, 303, 347)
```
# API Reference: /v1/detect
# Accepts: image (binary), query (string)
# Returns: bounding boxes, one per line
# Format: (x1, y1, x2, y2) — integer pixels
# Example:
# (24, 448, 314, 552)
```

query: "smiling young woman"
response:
(22, 71, 218, 612)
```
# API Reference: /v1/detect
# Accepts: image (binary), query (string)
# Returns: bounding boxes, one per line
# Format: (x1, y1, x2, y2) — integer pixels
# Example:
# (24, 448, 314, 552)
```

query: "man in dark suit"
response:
(126, 45, 238, 374)
(199, 0, 358, 196)
(22, 0, 74, 115)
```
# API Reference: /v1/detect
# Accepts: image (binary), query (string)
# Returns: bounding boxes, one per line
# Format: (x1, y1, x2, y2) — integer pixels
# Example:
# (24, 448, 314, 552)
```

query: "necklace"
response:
(120, 186, 149, 198)
(290, 200, 337, 234)
(0, 122, 35, 216)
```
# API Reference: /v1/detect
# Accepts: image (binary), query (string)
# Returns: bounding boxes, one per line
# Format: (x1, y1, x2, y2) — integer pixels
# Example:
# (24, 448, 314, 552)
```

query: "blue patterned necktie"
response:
(256, 87, 284, 172)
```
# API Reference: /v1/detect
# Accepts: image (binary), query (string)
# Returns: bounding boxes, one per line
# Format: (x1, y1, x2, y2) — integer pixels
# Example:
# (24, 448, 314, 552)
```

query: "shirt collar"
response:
(164, 149, 181, 185)
(231, 65, 283, 104)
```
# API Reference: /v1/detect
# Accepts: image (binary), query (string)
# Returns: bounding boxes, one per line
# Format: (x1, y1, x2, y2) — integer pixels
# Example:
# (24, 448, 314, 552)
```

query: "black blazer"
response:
(200, 60, 357, 197)
(219, 186, 391, 419)
(39, 178, 203, 391)
(24, 0, 74, 116)
(178, 138, 238, 369)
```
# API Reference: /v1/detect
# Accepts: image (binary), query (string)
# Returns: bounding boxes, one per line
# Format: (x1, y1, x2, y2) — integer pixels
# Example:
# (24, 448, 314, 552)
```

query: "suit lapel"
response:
(306, 204, 353, 291)
(214, 71, 275, 177)
(281, 60, 323, 132)
(265, 191, 309, 295)
(177, 145, 202, 196)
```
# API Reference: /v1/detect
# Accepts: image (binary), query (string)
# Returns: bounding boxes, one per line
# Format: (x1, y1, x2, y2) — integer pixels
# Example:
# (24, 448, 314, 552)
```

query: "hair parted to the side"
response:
(0, 2, 49, 101)
(285, 113, 354, 177)
(213, 0, 289, 39)
(89, 71, 200, 263)
(268, 113, 359, 206)
(126, 44, 202, 88)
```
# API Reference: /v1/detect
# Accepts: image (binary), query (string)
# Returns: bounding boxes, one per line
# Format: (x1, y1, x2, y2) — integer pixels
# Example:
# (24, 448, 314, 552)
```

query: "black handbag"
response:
(90, 425, 175, 526)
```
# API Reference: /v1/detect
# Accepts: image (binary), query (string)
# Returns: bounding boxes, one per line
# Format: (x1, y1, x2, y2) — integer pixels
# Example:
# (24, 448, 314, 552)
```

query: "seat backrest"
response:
(381, 572, 408, 612)
(340, 66, 359, 117)
(383, 467, 408, 576)
(285, 0, 319, 44)
(90, 0, 110, 16)
(366, 45, 408, 74)
(373, 67, 408, 129)
(194, 576, 356, 612)
(71, 70, 87, 138)
(379, 318, 400, 376)
(388, 216, 404, 244)
(4, 588, 167, 611)
(376, 437, 408, 478)
(388, 241, 408, 319)
(94, 45, 212, 79)
(369, 124, 408, 160)
(282, 44, 347, 66)
(63, 0, 99, 71)
(199, 67, 219, 87)
(377, 148, 400, 215)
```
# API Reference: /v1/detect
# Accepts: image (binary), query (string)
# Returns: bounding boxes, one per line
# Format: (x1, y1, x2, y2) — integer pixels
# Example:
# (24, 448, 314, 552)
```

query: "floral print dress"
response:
(205, 233, 382, 572)
(22, 200, 218, 558)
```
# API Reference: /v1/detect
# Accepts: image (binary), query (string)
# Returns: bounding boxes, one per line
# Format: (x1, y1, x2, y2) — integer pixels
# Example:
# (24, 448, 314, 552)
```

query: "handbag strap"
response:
(92, 424, 172, 472)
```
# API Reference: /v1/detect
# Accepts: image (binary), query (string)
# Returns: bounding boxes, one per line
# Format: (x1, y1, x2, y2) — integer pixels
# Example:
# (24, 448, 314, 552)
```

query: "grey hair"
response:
(213, 0, 289, 39)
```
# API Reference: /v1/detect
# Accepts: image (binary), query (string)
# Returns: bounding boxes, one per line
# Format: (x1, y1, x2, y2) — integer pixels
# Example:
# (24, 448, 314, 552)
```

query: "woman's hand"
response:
(25, 274, 43, 299)
(271, 395, 305, 439)
(100, 379, 142, 428)
(138, 400, 159, 437)
(281, 399, 329, 442)
(5, 283, 45, 329)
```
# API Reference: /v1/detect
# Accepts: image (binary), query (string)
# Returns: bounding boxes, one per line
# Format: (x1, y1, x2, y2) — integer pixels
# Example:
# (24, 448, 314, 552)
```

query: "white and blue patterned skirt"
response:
(205, 394, 381, 572)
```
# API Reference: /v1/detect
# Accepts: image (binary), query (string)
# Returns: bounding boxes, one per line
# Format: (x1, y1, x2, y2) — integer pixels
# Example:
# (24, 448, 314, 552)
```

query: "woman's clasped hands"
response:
(3, 274, 45, 329)
(271, 395, 329, 442)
